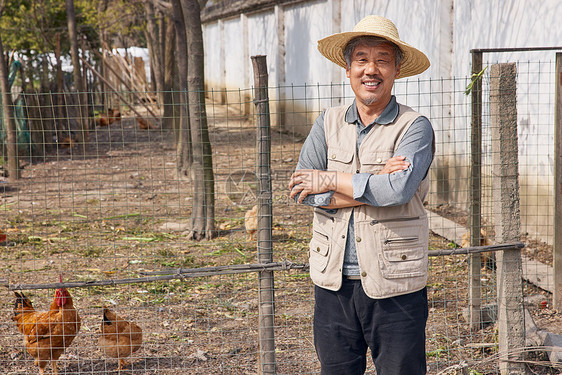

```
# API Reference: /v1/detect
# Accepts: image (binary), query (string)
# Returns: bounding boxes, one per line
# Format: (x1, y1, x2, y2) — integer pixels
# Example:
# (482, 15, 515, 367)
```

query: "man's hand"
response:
(289, 170, 337, 203)
(378, 155, 409, 175)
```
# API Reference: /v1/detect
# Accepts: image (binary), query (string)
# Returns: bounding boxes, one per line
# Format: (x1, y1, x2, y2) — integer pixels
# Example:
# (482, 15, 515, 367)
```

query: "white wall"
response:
(202, 0, 562, 243)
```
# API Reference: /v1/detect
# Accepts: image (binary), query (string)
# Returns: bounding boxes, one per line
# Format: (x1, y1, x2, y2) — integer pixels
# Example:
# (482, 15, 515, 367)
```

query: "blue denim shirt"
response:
(294, 96, 434, 275)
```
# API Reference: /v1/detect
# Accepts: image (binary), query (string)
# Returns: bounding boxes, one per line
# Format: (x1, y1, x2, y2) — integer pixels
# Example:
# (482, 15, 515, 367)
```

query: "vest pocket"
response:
(377, 219, 427, 279)
(360, 151, 393, 174)
(379, 245, 426, 278)
(327, 147, 354, 172)
(309, 231, 330, 273)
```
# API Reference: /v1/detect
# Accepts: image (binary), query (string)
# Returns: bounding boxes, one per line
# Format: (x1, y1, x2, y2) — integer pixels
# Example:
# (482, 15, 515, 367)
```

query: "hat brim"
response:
(318, 31, 430, 79)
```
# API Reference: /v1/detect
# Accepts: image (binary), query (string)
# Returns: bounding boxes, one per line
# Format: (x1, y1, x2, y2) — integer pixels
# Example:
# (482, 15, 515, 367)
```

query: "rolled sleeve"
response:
(352, 173, 372, 200)
(299, 190, 334, 206)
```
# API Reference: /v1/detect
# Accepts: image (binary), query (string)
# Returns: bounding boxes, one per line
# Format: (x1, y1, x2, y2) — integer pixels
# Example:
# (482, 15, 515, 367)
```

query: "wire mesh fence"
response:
(0, 58, 560, 374)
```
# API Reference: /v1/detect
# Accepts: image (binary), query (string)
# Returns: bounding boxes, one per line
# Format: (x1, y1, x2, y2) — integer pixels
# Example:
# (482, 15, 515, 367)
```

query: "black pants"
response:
(313, 281, 428, 375)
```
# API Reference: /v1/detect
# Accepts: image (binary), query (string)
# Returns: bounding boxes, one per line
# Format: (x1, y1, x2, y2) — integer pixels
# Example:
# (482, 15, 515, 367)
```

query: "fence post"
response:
(469, 50, 483, 330)
(554, 53, 562, 311)
(490, 63, 525, 374)
(251, 55, 276, 375)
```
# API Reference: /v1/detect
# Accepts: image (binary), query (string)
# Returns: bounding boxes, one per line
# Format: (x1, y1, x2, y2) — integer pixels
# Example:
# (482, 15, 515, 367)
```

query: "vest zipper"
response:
(384, 236, 419, 244)
(370, 216, 420, 225)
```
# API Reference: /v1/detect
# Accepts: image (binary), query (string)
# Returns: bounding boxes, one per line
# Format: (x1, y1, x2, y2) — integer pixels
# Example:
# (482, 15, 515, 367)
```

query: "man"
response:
(289, 15, 434, 375)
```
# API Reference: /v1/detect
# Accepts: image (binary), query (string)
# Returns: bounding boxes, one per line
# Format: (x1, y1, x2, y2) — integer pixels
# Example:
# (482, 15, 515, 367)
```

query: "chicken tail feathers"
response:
(13, 291, 33, 317)
(103, 308, 114, 326)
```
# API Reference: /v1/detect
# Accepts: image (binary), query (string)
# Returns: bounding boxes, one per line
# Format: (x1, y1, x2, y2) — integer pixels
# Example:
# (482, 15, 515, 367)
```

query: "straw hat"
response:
(317, 15, 430, 79)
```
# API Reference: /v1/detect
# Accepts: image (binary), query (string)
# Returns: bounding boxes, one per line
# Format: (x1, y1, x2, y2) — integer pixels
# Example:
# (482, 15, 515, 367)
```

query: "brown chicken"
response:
(95, 108, 121, 127)
(244, 205, 258, 239)
(109, 108, 122, 123)
(58, 132, 80, 149)
(12, 277, 81, 375)
(99, 307, 143, 370)
(137, 117, 156, 130)
(461, 228, 494, 269)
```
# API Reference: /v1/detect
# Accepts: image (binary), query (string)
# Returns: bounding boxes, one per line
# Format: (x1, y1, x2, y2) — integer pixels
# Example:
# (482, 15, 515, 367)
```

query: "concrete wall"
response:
(202, 0, 562, 244)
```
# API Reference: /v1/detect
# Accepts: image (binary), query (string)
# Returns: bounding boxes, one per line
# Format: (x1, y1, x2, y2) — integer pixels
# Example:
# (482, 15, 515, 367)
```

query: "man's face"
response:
(346, 42, 401, 108)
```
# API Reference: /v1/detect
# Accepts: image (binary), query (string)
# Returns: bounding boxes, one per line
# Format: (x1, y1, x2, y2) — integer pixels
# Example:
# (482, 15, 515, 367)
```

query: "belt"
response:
(344, 275, 361, 280)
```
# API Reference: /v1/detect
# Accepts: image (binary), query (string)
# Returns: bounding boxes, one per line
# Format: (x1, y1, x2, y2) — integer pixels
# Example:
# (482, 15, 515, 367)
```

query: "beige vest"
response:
(309, 103, 432, 299)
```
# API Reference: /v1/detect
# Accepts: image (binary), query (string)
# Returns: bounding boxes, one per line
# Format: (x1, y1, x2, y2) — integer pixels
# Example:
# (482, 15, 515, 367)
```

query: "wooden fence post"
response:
(469, 50, 483, 330)
(251, 55, 276, 375)
(554, 53, 562, 311)
(490, 62, 525, 374)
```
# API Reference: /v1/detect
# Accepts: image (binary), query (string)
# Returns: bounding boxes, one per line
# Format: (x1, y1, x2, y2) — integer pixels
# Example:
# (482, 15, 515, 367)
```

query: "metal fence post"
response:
(251, 55, 276, 375)
(490, 62, 525, 375)
(554, 53, 562, 311)
(469, 50, 483, 330)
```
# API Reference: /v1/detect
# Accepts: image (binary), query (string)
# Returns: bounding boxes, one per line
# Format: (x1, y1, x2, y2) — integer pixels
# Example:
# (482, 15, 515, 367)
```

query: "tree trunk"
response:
(170, 0, 192, 173)
(97, 0, 108, 108)
(159, 11, 166, 81)
(182, 0, 215, 240)
(162, 18, 177, 131)
(65, 0, 87, 145)
(144, 1, 164, 106)
(80, 38, 89, 116)
(40, 55, 49, 92)
(55, 33, 64, 92)
(0, 34, 20, 180)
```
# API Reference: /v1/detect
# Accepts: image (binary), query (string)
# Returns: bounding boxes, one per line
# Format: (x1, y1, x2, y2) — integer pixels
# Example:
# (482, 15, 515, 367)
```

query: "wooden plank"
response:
(554, 53, 562, 310)
(469, 51, 483, 330)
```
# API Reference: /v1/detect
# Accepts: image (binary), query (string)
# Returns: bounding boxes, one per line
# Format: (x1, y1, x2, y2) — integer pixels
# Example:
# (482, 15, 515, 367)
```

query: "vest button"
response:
(401, 254, 407, 260)
(356, 170, 360, 173)
(376, 158, 382, 163)
(356, 237, 361, 243)
(316, 247, 321, 252)
(361, 271, 367, 277)
(331, 154, 336, 159)
(341, 235, 345, 239)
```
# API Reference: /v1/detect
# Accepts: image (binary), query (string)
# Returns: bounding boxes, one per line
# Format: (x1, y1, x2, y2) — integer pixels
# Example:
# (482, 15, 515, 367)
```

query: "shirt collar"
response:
(345, 95, 399, 126)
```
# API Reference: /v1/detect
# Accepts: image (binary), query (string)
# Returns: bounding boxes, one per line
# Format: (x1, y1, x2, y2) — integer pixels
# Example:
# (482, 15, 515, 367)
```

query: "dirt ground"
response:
(0, 102, 561, 374)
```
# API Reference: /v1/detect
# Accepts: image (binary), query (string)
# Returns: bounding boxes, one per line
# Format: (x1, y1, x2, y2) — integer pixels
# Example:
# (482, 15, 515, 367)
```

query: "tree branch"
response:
(143, 0, 173, 15)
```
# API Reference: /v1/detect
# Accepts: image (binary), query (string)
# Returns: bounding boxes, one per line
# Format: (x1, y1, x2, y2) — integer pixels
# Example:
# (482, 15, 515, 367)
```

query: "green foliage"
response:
(425, 347, 448, 358)
(0, 0, 67, 53)
(0, 0, 146, 89)
(447, 241, 459, 248)
(94, 0, 146, 47)
(465, 66, 488, 95)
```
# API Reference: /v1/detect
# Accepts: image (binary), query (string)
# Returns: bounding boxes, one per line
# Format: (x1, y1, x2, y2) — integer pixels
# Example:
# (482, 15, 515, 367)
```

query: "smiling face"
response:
(346, 41, 401, 115)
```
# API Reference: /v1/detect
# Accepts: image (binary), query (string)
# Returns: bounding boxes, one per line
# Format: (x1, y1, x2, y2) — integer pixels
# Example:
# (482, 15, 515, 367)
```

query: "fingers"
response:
(289, 183, 309, 202)
(378, 156, 409, 175)
(288, 170, 321, 203)
(289, 170, 307, 202)
(289, 170, 304, 190)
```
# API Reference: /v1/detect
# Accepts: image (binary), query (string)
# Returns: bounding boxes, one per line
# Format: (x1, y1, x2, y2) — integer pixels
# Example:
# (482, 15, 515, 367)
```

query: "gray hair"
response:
(343, 36, 403, 68)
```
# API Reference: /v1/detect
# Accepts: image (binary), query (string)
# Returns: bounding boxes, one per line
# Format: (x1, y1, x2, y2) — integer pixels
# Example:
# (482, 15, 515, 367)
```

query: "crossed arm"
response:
(288, 155, 410, 209)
